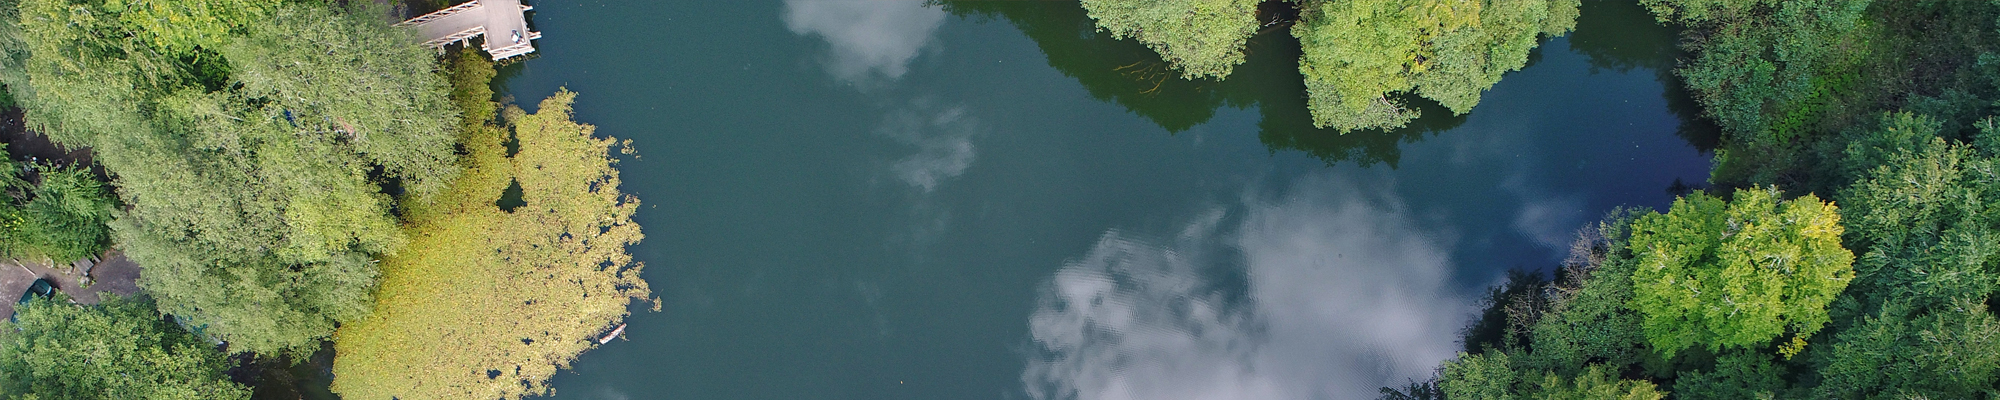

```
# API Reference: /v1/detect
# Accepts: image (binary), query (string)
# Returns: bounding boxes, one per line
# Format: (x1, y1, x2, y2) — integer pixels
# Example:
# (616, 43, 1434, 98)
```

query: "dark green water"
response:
(493, 1, 1710, 399)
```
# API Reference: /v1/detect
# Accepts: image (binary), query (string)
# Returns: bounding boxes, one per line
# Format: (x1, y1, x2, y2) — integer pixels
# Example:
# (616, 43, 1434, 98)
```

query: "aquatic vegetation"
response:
(330, 88, 650, 400)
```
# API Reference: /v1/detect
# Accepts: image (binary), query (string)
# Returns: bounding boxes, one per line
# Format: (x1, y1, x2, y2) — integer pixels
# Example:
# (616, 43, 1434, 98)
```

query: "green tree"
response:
(9, 166, 117, 261)
(1440, 353, 1666, 400)
(1441, 352, 1523, 400)
(1411, 0, 1578, 113)
(114, 0, 274, 53)
(332, 90, 650, 400)
(222, 4, 458, 197)
(6, 0, 459, 355)
(1291, 0, 1442, 131)
(1836, 116, 2000, 312)
(1638, 0, 1875, 175)
(1532, 366, 1666, 400)
(1522, 211, 1657, 378)
(0, 144, 116, 262)
(1640, 0, 1870, 143)
(1627, 187, 1854, 359)
(1291, 0, 1578, 132)
(1078, 0, 1262, 79)
(445, 48, 499, 128)
(1674, 351, 1787, 400)
(0, 0, 26, 102)
(0, 296, 250, 399)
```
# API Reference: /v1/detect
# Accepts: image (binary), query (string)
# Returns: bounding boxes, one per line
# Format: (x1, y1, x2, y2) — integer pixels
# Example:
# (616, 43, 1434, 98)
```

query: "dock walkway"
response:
(398, 0, 542, 60)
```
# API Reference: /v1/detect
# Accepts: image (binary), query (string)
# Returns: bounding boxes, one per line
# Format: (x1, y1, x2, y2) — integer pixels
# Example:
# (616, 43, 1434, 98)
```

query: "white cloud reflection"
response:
(1025, 174, 1472, 400)
(1501, 174, 1587, 251)
(879, 102, 979, 192)
(781, 0, 946, 82)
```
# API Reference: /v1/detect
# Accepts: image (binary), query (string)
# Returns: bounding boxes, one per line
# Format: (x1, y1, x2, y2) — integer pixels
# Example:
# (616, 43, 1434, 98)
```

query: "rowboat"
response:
(597, 323, 626, 344)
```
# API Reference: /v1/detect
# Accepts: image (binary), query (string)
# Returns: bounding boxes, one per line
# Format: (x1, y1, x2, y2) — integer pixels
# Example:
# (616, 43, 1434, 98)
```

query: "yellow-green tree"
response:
(1439, 352, 1667, 399)
(1533, 366, 1666, 400)
(1627, 187, 1853, 359)
(330, 90, 650, 400)
(1078, 0, 1262, 79)
(1292, 0, 1578, 132)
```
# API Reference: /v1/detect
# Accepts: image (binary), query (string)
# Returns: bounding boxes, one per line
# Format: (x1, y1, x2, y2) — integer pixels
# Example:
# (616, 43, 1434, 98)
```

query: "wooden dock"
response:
(397, 0, 542, 60)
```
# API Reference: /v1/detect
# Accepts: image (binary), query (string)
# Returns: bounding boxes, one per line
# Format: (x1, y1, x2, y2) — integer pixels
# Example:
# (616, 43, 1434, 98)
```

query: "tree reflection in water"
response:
(1563, 0, 1719, 153)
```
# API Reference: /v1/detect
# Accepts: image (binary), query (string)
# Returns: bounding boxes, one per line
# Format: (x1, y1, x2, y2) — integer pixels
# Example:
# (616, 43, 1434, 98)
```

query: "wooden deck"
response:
(398, 0, 542, 60)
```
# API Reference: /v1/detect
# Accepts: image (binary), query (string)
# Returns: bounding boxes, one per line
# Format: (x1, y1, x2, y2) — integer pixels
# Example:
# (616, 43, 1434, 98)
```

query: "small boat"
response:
(597, 323, 626, 344)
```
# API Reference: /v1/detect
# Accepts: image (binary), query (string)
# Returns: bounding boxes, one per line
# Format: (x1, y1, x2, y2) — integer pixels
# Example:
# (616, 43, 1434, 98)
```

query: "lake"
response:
(492, 1, 1712, 399)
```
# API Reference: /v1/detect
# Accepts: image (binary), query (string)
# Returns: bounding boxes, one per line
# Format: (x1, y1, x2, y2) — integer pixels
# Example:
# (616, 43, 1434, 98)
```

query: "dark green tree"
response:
(1521, 211, 1658, 378)
(1814, 301, 2000, 399)
(0, 143, 116, 262)
(1640, 0, 1870, 144)
(1673, 351, 1788, 400)
(9, 166, 117, 261)
(1835, 114, 2000, 314)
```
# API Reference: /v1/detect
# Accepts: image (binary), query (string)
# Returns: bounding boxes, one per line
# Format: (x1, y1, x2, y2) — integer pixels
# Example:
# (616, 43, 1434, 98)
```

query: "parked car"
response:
(17, 278, 53, 304)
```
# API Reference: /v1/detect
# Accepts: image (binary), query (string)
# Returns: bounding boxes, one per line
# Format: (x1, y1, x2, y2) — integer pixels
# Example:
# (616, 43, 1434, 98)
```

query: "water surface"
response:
(495, 1, 1710, 399)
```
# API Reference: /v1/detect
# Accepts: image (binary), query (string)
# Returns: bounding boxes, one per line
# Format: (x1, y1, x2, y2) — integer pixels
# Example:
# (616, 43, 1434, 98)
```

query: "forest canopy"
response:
(0, 0, 457, 355)
(1411, 0, 2000, 397)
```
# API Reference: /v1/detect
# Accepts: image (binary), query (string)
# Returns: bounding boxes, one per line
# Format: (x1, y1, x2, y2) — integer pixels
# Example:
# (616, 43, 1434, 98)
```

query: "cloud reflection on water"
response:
(780, 0, 945, 83)
(878, 102, 979, 192)
(1025, 174, 1471, 400)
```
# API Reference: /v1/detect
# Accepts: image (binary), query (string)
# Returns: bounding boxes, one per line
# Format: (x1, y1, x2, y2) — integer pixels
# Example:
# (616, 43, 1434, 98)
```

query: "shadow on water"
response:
(1566, 0, 1720, 153)
(938, 1, 1465, 168)
(489, 41, 536, 109)
(941, 0, 1717, 165)
(229, 341, 338, 400)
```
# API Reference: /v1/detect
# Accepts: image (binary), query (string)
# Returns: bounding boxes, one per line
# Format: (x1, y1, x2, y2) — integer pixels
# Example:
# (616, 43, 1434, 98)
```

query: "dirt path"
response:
(0, 250, 143, 319)
(0, 108, 92, 167)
